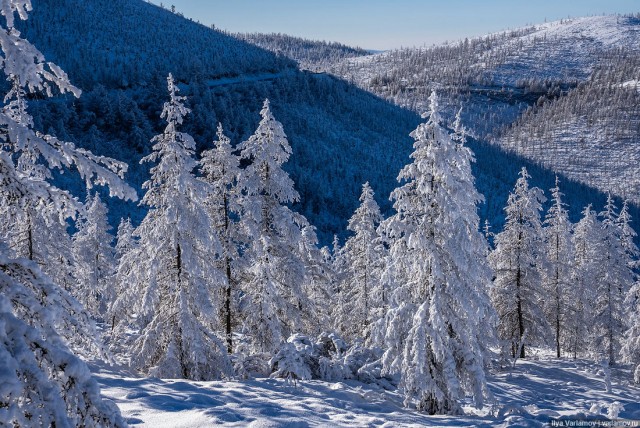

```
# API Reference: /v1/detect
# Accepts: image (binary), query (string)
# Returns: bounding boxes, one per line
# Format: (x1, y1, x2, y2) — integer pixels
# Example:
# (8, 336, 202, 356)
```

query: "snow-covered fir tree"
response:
(542, 177, 573, 358)
(199, 123, 242, 353)
(0, 32, 135, 263)
(2, 200, 77, 292)
(567, 205, 600, 358)
(0, 0, 135, 323)
(298, 223, 333, 336)
(108, 217, 137, 331)
(379, 93, 494, 414)
(0, 1, 132, 424)
(0, 250, 126, 427)
(490, 167, 549, 358)
(238, 99, 312, 354)
(592, 194, 634, 365)
(114, 74, 231, 380)
(114, 218, 136, 260)
(616, 200, 639, 267)
(269, 334, 313, 385)
(622, 280, 640, 383)
(618, 201, 640, 382)
(336, 182, 385, 342)
(72, 193, 116, 319)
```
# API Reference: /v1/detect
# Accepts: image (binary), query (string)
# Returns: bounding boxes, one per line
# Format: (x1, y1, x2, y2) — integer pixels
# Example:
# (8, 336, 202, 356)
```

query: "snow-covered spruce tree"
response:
(379, 93, 494, 414)
(298, 223, 333, 336)
(617, 200, 639, 267)
(269, 334, 313, 385)
(199, 123, 242, 353)
(238, 99, 312, 354)
(107, 217, 137, 332)
(622, 280, 640, 383)
(72, 193, 116, 320)
(542, 177, 573, 358)
(2, 198, 77, 292)
(618, 201, 640, 381)
(336, 182, 385, 342)
(114, 74, 231, 380)
(0, 0, 135, 331)
(114, 218, 136, 261)
(0, 251, 126, 428)
(0, 20, 135, 273)
(0, 1, 133, 424)
(592, 194, 634, 365)
(567, 205, 600, 359)
(489, 167, 549, 359)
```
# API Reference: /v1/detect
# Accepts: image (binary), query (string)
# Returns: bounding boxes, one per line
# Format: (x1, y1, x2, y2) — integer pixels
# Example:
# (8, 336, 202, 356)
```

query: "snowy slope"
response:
(496, 18, 640, 204)
(303, 15, 640, 207)
(337, 15, 640, 91)
(499, 56, 640, 204)
(95, 354, 640, 427)
(485, 15, 640, 85)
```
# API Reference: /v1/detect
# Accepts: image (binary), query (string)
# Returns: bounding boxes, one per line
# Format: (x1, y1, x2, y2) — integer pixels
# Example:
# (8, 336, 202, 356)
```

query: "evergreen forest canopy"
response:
(1, 0, 639, 426)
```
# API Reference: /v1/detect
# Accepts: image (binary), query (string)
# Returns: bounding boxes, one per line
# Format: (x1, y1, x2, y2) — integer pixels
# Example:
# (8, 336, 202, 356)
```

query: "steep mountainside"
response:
(330, 15, 640, 119)
(15, 1, 637, 241)
(17, 0, 418, 242)
(499, 52, 640, 203)
(253, 15, 640, 206)
(20, 0, 294, 89)
(238, 33, 370, 72)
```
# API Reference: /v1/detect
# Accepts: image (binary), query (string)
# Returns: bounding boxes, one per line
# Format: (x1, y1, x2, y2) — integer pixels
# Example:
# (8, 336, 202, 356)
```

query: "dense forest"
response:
(1, 1, 639, 426)
(16, 0, 637, 244)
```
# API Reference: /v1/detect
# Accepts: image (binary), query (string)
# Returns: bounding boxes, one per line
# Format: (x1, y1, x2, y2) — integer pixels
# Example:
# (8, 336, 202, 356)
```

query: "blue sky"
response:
(153, 1, 639, 50)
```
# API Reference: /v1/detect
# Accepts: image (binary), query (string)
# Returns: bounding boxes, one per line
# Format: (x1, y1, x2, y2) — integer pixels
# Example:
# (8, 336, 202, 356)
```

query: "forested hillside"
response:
(238, 33, 370, 72)
(252, 15, 640, 207)
(20, 0, 294, 89)
(3, 1, 640, 426)
(16, 0, 635, 242)
(16, 0, 418, 242)
(499, 49, 640, 203)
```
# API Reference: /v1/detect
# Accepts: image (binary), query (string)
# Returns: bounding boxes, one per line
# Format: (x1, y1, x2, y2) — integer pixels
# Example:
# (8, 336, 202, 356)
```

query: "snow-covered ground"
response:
(95, 353, 640, 427)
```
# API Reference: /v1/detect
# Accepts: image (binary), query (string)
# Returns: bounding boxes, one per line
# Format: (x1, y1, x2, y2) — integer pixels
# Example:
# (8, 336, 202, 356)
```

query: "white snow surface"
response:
(94, 352, 640, 427)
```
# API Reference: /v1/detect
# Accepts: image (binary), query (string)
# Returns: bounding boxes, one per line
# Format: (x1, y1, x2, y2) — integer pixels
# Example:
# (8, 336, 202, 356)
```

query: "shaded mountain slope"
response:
(15, 1, 638, 242)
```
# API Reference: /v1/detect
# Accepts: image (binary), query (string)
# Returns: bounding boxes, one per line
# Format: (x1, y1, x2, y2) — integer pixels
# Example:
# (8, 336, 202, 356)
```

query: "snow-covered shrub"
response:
(233, 331, 387, 385)
(232, 340, 271, 379)
(590, 401, 625, 419)
(315, 331, 348, 358)
(262, 332, 384, 384)
(339, 342, 380, 381)
(315, 332, 351, 381)
(270, 335, 313, 382)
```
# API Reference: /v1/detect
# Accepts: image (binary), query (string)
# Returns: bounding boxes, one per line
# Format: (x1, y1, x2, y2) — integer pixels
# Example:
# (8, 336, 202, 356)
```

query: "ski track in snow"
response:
(94, 354, 640, 427)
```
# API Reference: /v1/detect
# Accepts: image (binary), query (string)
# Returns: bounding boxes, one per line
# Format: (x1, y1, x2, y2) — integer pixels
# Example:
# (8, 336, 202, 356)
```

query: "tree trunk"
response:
(176, 243, 187, 378)
(223, 193, 233, 354)
(225, 257, 232, 354)
(555, 235, 561, 358)
(516, 265, 525, 359)
(177, 243, 182, 281)
(27, 212, 34, 261)
(608, 283, 615, 366)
